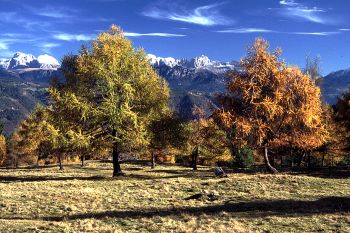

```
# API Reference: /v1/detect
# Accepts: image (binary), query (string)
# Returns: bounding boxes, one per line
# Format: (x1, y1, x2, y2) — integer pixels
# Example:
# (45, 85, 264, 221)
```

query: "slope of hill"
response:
(1, 51, 349, 134)
(0, 68, 48, 134)
(321, 68, 350, 104)
(149, 54, 238, 119)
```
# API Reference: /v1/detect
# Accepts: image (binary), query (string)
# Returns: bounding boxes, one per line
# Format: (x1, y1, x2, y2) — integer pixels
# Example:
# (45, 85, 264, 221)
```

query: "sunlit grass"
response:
(0, 161, 349, 232)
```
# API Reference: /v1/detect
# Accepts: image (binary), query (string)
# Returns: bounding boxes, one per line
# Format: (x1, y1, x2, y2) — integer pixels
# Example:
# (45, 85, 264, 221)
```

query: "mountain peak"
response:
(148, 54, 238, 71)
(8, 52, 39, 70)
(147, 54, 180, 68)
(38, 54, 60, 69)
(191, 55, 212, 69)
(1, 52, 60, 70)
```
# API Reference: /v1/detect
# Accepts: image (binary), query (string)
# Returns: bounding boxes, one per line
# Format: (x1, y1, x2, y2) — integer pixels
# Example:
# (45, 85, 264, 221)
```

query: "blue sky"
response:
(0, 0, 349, 74)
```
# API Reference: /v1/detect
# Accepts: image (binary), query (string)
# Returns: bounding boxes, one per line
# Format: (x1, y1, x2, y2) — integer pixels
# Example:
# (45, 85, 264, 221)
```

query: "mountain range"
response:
(0, 52, 349, 134)
(0, 52, 60, 70)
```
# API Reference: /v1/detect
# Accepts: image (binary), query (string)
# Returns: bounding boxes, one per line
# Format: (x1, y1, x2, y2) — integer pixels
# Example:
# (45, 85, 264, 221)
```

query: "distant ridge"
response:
(0, 52, 60, 70)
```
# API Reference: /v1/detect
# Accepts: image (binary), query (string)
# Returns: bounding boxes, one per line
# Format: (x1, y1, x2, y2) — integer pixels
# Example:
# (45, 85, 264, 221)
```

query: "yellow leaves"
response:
(216, 38, 326, 150)
(67, 129, 92, 150)
(0, 135, 6, 166)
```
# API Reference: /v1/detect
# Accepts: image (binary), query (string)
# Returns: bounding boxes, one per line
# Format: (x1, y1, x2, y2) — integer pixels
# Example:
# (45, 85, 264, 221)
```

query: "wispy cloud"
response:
(53, 33, 95, 41)
(0, 42, 8, 50)
(124, 32, 186, 37)
(142, 3, 233, 26)
(0, 12, 52, 30)
(290, 31, 340, 36)
(279, 0, 298, 7)
(339, 28, 350, 31)
(216, 27, 340, 36)
(270, 0, 334, 24)
(40, 43, 61, 53)
(25, 6, 79, 19)
(217, 28, 275, 33)
(35, 9, 72, 19)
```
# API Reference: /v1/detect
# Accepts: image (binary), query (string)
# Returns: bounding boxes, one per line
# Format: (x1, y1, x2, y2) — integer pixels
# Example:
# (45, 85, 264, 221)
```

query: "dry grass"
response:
(0, 161, 349, 232)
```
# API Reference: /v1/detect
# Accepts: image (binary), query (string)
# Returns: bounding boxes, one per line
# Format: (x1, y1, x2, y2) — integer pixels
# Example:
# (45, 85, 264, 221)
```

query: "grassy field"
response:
(0, 161, 349, 233)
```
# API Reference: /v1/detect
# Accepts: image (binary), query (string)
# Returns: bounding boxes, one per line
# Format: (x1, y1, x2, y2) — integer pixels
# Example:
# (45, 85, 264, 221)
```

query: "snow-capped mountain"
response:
(320, 67, 350, 104)
(0, 58, 10, 69)
(37, 54, 60, 69)
(148, 54, 180, 68)
(0, 52, 60, 70)
(147, 54, 238, 72)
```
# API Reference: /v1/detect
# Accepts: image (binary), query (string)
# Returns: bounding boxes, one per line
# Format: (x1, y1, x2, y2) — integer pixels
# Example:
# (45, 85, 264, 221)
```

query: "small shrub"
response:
(233, 147, 255, 168)
(338, 156, 350, 166)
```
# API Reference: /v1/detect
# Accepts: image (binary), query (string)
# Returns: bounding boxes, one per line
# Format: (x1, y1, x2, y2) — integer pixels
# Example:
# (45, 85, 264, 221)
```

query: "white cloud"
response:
(339, 29, 350, 31)
(216, 28, 340, 36)
(0, 12, 52, 30)
(53, 33, 95, 41)
(273, 0, 332, 24)
(0, 42, 8, 50)
(290, 31, 340, 36)
(217, 28, 275, 33)
(143, 3, 233, 26)
(0, 50, 14, 58)
(41, 43, 61, 53)
(27, 6, 79, 19)
(279, 0, 298, 7)
(124, 32, 186, 37)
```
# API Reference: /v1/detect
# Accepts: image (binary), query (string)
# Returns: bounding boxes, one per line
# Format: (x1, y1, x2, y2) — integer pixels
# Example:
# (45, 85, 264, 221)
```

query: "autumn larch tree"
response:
(10, 105, 63, 168)
(215, 38, 327, 173)
(0, 122, 6, 166)
(333, 88, 350, 165)
(148, 113, 187, 168)
(187, 106, 226, 170)
(49, 25, 169, 176)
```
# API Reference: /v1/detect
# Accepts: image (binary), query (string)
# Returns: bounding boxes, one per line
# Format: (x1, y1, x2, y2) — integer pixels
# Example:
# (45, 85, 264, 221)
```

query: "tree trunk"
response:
(264, 146, 278, 174)
(321, 153, 325, 167)
(307, 151, 311, 169)
(112, 143, 123, 176)
(112, 130, 123, 177)
(58, 154, 64, 170)
(13, 154, 18, 168)
(271, 153, 275, 167)
(280, 154, 283, 168)
(297, 152, 305, 167)
(36, 156, 39, 168)
(151, 151, 156, 169)
(81, 154, 85, 167)
(192, 147, 198, 170)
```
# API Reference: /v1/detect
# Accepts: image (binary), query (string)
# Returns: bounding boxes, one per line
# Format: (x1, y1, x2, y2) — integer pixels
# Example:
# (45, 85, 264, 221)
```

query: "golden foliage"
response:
(0, 135, 6, 166)
(216, 38, 327, 150)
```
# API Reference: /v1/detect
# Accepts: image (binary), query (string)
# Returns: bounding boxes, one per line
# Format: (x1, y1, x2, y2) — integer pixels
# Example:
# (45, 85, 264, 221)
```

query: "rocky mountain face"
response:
(0, 68, 48, 134)
(1, 51, 350, 134)
(0, 52, 61, 134)
(148, 54, 239, 119)
(1, 52, 60, 70)
(320, 68, 350, 105)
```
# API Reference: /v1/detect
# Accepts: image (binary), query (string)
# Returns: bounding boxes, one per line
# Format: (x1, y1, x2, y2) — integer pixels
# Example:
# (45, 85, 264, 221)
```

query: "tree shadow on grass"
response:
(24, 196, 348, 221)
(0, 164, 59, 170)
(293, 168, 350, 179)
(126, 172, 214, 180)
(0, 175, 106, 183)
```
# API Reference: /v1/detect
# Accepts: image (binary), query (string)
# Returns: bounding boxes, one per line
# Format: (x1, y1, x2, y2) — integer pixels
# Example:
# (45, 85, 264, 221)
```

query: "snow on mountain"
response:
(1, 52, 60, 70)
(0, 58, 10, 69)
(8, 52, 40, 69)
(147, 54, 238, 71)
(38, 54, 60, 69)
(148, 54, 181, 68)
(191, 55, 213, 69)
